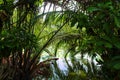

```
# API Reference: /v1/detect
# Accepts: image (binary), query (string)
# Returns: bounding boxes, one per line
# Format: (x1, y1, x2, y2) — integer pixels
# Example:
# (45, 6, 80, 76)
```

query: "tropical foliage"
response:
(0, 0, 120, 80)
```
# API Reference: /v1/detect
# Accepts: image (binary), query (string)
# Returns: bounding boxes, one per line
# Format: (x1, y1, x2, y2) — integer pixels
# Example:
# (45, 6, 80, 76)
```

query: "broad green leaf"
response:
(82, 27, 86, 32)
(0, 1, 3, 4)
(114, 41, 120, 49)
(112, 56, 120, 61)
(87, 7, 100, 12)
(113, 63, 120, 70)
(78, 70, 87, 78)
(114, 16, 120, 28)
(105, 42, 112, 48)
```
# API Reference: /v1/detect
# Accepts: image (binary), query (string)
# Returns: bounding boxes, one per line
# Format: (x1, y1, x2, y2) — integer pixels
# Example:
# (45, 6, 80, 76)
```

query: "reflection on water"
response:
(56, 58, 68, 75)
(49, 54, 104, 80)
